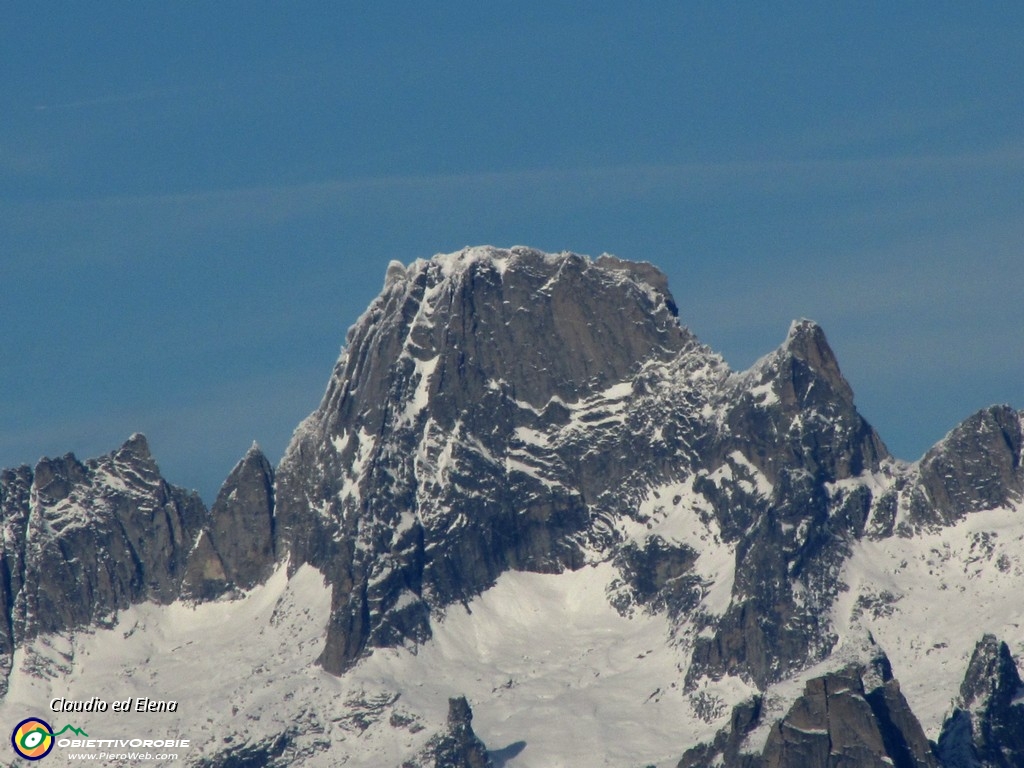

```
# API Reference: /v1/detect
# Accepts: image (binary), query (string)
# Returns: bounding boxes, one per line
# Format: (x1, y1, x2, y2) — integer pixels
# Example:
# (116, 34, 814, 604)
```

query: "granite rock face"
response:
(720, 319, 889, 485)
(182, 443, 276, 599)
(759, 660, 938, 768)
(274, 247, 708, 673)
(937, 635, 1024, 767)
(681, 652, 940, 768)
(912, 407, 1023, 527)
(682, 320, 887, 684)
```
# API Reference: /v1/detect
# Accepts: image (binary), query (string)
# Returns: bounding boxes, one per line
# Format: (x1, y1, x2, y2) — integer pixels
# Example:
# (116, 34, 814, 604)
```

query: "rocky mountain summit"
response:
(1, 246, 1022, 767)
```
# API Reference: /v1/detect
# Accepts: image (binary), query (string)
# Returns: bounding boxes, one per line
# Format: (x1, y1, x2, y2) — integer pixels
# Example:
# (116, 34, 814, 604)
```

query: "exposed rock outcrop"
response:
(183, 443, 275, 599)
(912, 407, 1023, 528)
(405, 697, 492, 768)
(722, 319, 889, 485)
(15, 434, 206, 639)
(937, 635, 1024, 767)
(759, 659, 937, 768)
(0, 435, 272, 695)
(274, 247, 703, 673)
(681, 652, 939, 768)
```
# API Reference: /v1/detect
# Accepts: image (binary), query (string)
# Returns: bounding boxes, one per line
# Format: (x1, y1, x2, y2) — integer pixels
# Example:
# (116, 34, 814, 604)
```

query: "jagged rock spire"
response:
(937, 635, 1024, 767)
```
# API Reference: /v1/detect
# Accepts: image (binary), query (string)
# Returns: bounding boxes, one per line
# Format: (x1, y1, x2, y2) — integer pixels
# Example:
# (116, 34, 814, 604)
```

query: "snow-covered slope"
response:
(2, 500, 1022, 765)
(0, 562, 725, 767)
(836, 501, 1024, 735)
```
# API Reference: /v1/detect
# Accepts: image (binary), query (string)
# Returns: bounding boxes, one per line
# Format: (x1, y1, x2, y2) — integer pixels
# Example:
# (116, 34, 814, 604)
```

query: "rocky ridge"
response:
(1, 246, 1022, 767)
(0, 435, 277, 696)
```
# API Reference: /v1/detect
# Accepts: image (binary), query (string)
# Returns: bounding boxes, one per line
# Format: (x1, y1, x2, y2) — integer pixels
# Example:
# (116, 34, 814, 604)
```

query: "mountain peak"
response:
(938, 634, 1024, 766)
(959, 634, 1021, 711)
(328, 246, 692, 422)
(420, 244, 522, 277)
(116, 432, 152, 461)
(380, 245, 531, 291)
(783, 317, 823, 346)
(916, 405, 1023, 521)
(778, 318, 852, 400)
(388, 246, 680, 315)
(275, 246, 704, 671)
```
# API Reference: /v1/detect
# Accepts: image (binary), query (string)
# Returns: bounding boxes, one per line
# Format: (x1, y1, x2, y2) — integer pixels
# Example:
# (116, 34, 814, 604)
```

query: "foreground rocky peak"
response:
(758, 658, 938, 768)
(274, 246, 721, 672)
(937, 635, 1024, 767)
(273, 247, 900, 683)
(959, 635, 1022, 713)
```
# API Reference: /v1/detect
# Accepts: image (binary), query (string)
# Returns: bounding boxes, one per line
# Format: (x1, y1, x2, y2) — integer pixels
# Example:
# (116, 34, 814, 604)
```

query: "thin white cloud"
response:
(31, 84, 213, 113)
(8, 141, 1024, 215)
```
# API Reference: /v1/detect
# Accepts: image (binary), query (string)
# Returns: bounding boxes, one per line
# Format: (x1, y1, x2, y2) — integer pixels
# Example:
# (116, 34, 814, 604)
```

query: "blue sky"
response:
(3, 4, 1023, 502)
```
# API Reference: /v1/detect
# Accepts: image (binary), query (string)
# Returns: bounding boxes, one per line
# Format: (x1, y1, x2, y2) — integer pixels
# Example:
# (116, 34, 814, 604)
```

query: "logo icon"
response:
(53, 725, 88, 738)
(11, 718, 54, 760)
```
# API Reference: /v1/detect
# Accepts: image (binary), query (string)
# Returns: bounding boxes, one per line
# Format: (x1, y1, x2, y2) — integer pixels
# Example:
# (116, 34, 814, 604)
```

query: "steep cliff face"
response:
(937, 635, 1024, 767)
(182, 443, 276, 600)
(13, 434, 205, 636)
(0, 435, 204, 694)
(758, 661, 938, 768)
(913, 407, 1023, 527)
(274, 246, 715, 673)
